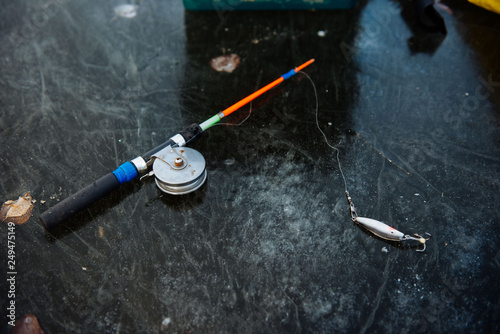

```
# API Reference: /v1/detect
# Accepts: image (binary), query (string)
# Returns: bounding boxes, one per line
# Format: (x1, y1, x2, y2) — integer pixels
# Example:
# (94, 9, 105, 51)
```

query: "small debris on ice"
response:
(210, 54, 241, 73)
(1, 193, 34, 225)
(112, 4, 139, 22)
(161, 317, 172, 331)
(13, 314, 44, 334)
(98, 226, 105, 238)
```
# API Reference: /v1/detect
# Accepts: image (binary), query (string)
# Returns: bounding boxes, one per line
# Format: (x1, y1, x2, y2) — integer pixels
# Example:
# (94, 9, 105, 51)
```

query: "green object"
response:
(200, 114, 222, 131)
(183, 0, 358, 11)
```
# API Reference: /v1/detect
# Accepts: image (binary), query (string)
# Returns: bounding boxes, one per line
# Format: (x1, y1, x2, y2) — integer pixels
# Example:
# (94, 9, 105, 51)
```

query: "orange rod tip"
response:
(295, 58, 315, 72)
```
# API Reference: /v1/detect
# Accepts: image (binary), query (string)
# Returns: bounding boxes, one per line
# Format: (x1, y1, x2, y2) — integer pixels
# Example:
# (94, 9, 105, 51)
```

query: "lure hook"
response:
(402, 233, 432, 252)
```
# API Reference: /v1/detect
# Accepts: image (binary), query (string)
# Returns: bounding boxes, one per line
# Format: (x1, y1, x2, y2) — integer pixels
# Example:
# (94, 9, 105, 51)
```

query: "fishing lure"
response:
(346, 191, 431, 252)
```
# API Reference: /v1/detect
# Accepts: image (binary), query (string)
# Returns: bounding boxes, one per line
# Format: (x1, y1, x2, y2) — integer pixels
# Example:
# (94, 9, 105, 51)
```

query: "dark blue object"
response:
(113, 162, 139, 184)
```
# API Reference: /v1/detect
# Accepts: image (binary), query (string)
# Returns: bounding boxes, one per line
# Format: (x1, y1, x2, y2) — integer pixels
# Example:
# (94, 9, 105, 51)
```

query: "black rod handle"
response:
(39, 173, 120, 230)
(39, 123, 203, 230)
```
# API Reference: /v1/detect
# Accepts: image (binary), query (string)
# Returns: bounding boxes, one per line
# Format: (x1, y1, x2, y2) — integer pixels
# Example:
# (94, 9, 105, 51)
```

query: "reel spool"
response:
(152, 146, 207, 195)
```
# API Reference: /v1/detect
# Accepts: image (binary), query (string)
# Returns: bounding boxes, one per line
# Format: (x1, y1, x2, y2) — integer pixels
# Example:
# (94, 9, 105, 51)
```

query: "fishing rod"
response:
(39, 59, 315, 230)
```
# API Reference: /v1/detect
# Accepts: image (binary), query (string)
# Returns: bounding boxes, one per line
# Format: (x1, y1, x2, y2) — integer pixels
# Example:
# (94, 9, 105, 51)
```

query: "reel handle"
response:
(39, 172, 121, 230)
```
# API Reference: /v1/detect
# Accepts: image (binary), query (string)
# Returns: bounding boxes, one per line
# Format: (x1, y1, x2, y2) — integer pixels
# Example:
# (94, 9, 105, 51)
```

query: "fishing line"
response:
(212, 103, 253, 127)
(300, 71, 431, 252)
(301, 71, 349, 194)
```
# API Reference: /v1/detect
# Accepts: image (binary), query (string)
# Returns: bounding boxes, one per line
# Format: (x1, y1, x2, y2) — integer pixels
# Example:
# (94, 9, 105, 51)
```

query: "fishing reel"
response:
(39, 123, 208, 230)
(149, 145, 207, 195)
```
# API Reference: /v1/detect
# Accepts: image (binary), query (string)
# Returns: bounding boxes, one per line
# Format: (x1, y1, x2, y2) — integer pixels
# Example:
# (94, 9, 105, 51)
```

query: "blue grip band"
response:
(281, 69, 297, 80)
(113, 162, 138, 184)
